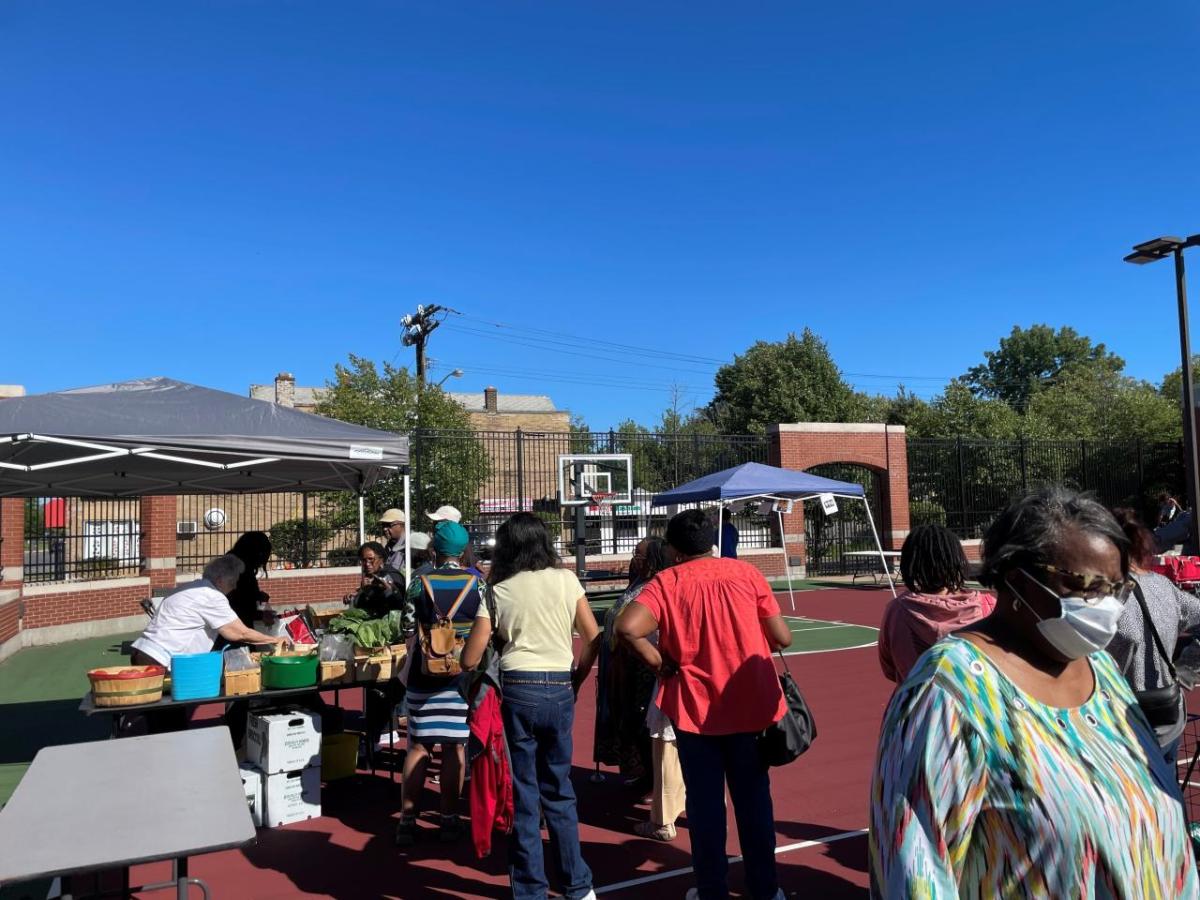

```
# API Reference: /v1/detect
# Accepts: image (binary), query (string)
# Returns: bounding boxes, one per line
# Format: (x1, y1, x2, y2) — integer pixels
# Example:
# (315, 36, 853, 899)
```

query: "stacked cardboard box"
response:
(244, 709, 322, 827)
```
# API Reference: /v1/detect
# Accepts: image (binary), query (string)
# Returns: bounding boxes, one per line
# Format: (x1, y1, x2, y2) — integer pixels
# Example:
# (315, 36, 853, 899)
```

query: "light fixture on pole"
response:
(1125, 233, 1200, 552)
(434, 368, 464, 389)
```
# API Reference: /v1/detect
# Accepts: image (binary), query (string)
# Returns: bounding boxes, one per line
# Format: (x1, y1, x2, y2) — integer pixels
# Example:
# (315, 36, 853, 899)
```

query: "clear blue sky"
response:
(3, 1, 1198, 429)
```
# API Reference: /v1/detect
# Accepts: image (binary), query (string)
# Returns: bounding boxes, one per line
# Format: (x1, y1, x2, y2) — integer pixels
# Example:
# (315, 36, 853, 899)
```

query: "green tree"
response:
(1159, 355, 1200, 403)
(706, 329, 862, 434)
(963, 325, 1124, 411)
(1025, 368, 1180, 441)
(315, 354, 490, 523)
(918, 381, 1023, 439)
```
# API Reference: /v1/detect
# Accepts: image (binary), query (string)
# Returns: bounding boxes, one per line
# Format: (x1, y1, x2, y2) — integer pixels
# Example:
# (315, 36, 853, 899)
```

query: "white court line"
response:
(596, 828, 868, 894)
(782, 640, 878, 656)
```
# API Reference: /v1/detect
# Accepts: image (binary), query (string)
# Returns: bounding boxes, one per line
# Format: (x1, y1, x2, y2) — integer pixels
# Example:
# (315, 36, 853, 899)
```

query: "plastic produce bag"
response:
(223, 647, 258, 672)
(320, 634, 354, 662)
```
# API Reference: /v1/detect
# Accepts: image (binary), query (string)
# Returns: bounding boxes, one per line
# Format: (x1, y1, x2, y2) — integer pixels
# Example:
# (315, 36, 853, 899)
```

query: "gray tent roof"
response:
(0, 377, 408, 497)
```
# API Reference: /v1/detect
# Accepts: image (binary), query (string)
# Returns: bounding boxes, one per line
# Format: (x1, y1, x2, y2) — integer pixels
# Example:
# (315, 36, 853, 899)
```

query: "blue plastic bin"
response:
(171, 651, 223, 700)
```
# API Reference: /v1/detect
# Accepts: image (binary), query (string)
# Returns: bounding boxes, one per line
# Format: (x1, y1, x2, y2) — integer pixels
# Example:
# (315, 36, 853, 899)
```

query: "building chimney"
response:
(275, 372, 296, 408)
(484, 386, 498, 413)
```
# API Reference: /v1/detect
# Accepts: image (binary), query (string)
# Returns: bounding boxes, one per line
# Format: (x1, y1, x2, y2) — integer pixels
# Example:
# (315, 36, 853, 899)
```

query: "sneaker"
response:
(634, 821, 677, 842)
(438, 815, 466, 843)
(394, 816, 418, 847)
(574, 892, 596, 900)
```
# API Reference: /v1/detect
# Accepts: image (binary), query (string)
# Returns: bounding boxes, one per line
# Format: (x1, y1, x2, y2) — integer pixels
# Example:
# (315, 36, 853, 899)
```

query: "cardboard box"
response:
(246, 709, 322, 774)
(239, 762, 264, 828)
(262, 766, 321, 828)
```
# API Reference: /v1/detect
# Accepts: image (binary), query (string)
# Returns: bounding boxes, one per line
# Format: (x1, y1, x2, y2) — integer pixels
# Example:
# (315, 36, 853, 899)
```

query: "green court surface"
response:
(0, 633, 138, 807)
(782, 615, 878, 654)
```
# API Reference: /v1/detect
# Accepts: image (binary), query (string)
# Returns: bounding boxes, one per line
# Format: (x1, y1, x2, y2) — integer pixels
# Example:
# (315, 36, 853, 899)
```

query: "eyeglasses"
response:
(1026, 564, 1136, 602)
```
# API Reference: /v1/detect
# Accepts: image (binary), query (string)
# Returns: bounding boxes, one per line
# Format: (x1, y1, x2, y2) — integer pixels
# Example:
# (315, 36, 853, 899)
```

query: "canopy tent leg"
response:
(358, 494, 366, 546)
(776, 509, 796, 612)
(861, 496, 897, 598)
(717, 501, 724, 558)
(403, 473, 412, 582)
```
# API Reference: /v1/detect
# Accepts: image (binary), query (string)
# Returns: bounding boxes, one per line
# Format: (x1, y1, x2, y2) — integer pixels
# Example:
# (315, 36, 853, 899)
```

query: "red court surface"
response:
(109, 587, 893, 899)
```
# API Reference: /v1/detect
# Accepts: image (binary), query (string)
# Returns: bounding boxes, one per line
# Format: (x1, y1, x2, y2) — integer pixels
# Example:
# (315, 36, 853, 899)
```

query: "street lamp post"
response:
(434, 368, 464, 389)
(1126, 234, 1200, 553)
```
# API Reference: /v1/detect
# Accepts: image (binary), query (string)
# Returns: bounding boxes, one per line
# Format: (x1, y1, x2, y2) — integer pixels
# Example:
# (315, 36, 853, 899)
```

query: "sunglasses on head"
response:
(1024, 563, 1136, 603)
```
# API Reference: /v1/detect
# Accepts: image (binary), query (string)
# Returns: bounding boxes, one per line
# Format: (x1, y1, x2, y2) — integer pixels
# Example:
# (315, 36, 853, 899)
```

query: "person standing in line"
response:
(461, 512, 600, 900)
(394, 522, 482, 845)
(869, 487, 1197, 897)
(379, 508, 407, 573)
(1107, 507, 1200, 765)
(877, 524, 996, 683)
(616, 509, 791, 900)
(719, 508, 739, 559)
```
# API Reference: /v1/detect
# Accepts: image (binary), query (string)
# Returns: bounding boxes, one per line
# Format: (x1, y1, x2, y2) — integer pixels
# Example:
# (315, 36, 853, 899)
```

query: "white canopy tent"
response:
(652, 461, 896, 608)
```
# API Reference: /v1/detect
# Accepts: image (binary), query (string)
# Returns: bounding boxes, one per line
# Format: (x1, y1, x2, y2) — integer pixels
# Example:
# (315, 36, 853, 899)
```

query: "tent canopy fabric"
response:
(651, 461, 865, 507)
(0, 377, 408, 497)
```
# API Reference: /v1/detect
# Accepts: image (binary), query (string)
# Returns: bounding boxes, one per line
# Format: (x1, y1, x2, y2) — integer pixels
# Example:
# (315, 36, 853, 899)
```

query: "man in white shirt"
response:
(132, 555, 286, 669)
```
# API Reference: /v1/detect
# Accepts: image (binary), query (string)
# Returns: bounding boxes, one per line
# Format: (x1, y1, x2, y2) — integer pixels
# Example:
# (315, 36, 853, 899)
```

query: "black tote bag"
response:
(758, 650, 817, 767)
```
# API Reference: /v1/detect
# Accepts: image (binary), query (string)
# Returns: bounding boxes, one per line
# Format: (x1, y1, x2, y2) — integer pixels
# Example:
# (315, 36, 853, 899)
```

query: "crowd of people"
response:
(127, 487, 1200, 898)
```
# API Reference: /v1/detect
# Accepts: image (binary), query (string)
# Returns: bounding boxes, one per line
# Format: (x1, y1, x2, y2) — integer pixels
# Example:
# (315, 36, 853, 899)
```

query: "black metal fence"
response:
(907, 438, 1184, 540)
(176, 493, 360, 571)
(410, 429, 772, 557)
(23, 497, 142, 583)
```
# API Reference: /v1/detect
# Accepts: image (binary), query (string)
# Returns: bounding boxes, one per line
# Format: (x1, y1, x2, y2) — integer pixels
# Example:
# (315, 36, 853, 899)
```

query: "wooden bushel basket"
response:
(88, 665, 167, 707)
(354, 648, 393, 683)
(222, 667, 262, 696)
(319, 659, 354, 685)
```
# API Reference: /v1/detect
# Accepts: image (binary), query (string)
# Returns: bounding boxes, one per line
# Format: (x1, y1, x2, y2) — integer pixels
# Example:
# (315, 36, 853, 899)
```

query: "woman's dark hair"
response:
(488, 512, 560, 585)
(979, 486, 1130, 588)
(358, 540, 387, 560)
(665, 509, 714, 556)
(1111, 507, 1157, 569)
(229, 531, 272, 570)
(900, 524, 968, 594)
(638, 537, 671, 582)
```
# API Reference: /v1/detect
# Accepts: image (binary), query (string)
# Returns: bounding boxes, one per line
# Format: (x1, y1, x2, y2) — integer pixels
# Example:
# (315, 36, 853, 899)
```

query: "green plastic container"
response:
(261, 653, 318, 690)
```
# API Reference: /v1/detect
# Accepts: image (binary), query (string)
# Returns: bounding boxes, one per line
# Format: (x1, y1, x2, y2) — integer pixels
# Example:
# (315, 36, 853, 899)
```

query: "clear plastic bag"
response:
(320, 634, 354, 662)
(223, 647, 258, 672)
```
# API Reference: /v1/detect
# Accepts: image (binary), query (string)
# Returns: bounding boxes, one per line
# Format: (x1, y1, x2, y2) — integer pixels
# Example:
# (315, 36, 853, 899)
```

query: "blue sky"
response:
(2, 1, 1198, 429)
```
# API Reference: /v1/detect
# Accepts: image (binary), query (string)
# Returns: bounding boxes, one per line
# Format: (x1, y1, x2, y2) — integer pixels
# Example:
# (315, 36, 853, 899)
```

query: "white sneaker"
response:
(576, 892, 596, 900)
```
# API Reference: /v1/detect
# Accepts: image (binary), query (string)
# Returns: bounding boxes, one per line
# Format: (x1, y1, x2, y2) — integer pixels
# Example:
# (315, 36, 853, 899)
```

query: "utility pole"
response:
(401, 304, 452, 390)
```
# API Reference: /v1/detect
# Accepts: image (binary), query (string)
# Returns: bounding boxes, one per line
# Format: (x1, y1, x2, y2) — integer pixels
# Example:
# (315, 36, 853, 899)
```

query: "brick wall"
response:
(22, 579, 150, 629)
(1, 497, 24, 587)
(0, 597, 19, 644)
(254, 570, 363, 609)
(769, 423, 910, 564)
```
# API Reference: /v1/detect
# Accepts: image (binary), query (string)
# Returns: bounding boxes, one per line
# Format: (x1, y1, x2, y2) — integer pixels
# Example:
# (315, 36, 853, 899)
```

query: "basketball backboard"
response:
(557, 454, 633, 506)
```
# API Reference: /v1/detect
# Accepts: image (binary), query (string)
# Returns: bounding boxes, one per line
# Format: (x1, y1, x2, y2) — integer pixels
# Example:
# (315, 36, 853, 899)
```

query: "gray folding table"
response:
(0, 727, 256, 899)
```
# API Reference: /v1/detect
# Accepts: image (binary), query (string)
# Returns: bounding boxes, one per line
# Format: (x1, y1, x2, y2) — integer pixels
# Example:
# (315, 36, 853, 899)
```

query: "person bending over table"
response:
(130, 554, 286, 732)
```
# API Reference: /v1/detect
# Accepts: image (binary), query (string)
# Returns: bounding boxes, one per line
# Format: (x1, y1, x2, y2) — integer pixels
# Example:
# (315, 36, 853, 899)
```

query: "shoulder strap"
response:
(1132, 581, 1178, 682)
(421, 573, 476, 620)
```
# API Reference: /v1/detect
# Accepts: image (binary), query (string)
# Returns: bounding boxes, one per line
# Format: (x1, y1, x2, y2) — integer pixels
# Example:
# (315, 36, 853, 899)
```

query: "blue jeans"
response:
(501, 671, 593, 900)
(675, 730, 778, 900)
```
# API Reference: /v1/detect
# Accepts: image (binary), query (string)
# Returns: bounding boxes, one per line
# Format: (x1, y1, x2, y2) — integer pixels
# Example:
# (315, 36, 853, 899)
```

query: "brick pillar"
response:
(767, 433, 808, 570)
(274, 372, 295, 407)
(0, 498, 23, 588)
(140, 496, 177, 591)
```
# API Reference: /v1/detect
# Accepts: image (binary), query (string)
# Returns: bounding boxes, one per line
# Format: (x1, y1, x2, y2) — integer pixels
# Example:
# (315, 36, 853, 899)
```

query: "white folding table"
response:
(0, 726, 255, 899)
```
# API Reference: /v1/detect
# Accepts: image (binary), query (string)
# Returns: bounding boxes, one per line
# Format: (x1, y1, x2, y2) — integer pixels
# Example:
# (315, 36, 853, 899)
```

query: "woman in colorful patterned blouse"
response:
(870, 486, 1197, 898)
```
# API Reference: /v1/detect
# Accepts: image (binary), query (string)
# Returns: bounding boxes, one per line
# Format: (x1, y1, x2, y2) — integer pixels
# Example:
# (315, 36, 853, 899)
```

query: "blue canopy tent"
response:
(652, 461, 896, 607)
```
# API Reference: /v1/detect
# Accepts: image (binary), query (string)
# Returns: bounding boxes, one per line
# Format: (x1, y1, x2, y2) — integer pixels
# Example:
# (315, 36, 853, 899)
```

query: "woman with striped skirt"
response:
(395, 521, 482, 846)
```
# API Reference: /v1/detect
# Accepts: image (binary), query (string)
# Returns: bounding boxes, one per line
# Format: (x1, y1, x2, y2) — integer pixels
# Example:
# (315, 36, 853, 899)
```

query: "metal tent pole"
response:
(776, 508, 796, 612)
(403, 473, 412, 581)
(357, 494, 365, 546)
(860, 495, 896, 597)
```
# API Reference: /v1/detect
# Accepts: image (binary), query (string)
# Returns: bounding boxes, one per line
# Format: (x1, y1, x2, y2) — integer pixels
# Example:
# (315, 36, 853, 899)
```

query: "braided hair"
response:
(899, 524, 968, 594)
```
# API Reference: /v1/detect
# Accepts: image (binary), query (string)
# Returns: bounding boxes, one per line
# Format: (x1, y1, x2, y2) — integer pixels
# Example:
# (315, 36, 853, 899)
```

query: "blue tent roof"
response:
(651, 461, 865, 507)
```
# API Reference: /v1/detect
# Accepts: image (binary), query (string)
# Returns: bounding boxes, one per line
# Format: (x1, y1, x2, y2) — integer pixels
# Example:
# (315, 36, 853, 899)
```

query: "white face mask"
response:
(1007, 572, 1125, 660)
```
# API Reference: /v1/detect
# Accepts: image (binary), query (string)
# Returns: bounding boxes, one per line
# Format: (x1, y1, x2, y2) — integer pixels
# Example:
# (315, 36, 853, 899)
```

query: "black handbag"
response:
(1130, 582, 1184, 730)
(758, 650, 817, 767)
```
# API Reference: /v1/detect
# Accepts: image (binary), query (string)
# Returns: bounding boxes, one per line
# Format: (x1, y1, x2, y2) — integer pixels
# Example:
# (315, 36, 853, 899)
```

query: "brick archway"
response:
(768, 423, 909, 573)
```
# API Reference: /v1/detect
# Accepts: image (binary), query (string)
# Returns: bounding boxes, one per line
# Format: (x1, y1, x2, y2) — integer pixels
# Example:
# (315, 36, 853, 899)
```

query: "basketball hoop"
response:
(587, 491, 614, 513)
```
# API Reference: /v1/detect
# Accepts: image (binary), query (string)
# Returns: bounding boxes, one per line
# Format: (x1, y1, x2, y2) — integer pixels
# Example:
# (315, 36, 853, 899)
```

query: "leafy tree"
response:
(706, 329, 862, 434)
(315, 354, 490, 523)
(1159, 355, 1200, 403)
(963, 325, 1124, 411)
(917, 381, 1023, 439)
(1025, 368, 1180, 441)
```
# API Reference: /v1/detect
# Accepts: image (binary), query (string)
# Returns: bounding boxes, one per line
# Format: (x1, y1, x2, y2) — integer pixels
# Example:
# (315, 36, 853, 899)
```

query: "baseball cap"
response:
(409, 532, 432, 551)
(378, 509, 406, 526)
(432, 521, 470, 556)
(426, 505, 462, 523)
